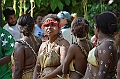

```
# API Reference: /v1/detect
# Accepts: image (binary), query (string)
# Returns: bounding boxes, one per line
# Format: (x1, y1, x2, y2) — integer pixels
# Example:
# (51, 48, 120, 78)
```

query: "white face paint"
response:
(53, 27, 56, 30)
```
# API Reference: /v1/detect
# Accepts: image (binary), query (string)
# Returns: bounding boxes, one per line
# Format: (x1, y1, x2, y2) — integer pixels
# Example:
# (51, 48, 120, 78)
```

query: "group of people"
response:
(0, 7, 120, 79)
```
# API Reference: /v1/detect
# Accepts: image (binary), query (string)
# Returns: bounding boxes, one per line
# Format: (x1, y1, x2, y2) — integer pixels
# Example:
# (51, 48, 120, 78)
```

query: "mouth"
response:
(12, 21, 17, 25)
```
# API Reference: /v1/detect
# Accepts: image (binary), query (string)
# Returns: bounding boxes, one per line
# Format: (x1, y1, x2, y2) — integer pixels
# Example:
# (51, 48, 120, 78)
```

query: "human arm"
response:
(42, 40, 70, 79)
(14, 42, 25, 79)
(33, 56, 41, 79)
(96, 41, 115, 79)
(0, 55, 11, 66)
(33, 45, 42, 79)
(62, 44, 76, 74)
(33, 54, 41, 79)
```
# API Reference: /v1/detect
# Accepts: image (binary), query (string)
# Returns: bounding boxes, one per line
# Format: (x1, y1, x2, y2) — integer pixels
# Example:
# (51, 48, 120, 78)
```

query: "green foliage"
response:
(50, 0, 57, 12)
(35, 0, 41, 7)
(87, 3, 120, 37)
(72, 0, 76, 6)
(57, 0, 63, 10)
(2, 0, 120, 37)
(65, 0, 70, 6)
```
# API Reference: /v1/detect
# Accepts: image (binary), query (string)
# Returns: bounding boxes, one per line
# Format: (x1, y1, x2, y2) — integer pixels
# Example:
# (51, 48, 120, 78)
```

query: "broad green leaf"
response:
(65, 0, 70, 6)
(50, 1, 57, 12)
(57, 0, 63, 10)
(35, 0, 41, 7)
(72, 0, 76, 6)
(42, 0, 49, 7)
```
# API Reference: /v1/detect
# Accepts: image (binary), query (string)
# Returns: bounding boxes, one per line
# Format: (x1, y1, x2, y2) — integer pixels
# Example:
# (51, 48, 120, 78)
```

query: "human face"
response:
(36, 16, 42, 26)
(17, 25, 23, 33)
(94, 23, 98, 38)
(43, 18, 60, 36)
(6, 14, 17, 26)
(60, 18, 67, 27)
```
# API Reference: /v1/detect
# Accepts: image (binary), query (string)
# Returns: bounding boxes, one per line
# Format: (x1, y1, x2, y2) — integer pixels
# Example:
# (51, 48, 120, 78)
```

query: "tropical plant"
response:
(1, 0, 120, 36)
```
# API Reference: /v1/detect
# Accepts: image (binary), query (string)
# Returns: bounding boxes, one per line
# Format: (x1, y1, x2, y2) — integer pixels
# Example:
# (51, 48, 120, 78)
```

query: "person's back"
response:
(84, 11, 118, 79)
(57, 11, 76, 45)
(3, 7, 22, 40)
(63, 17, 93, 79)
(14, 14, 42, 79)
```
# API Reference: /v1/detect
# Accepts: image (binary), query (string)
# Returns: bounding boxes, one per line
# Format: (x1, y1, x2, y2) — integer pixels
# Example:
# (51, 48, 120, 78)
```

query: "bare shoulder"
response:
(100, 40, 115, 51)
(14, 41, 25, 57)
(14, 41, 24, 50)
(98, 40, 116, 58)
(40, 41, 47, 47)
(59, 38, 70, 46)
(69, 43, 79, 50)
(38, 41, 47, 53)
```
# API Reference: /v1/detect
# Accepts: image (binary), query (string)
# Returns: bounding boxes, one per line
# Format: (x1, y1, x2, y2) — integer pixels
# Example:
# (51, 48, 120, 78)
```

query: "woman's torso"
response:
(39, 41, 61, 69)
(20, 37, 40, 71)
(70, 40, 93, 79)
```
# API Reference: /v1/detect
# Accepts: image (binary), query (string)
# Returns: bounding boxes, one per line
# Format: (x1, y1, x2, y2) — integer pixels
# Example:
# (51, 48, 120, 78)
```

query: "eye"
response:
(51, 23, 57, 26)
(44, 24, 49, 27)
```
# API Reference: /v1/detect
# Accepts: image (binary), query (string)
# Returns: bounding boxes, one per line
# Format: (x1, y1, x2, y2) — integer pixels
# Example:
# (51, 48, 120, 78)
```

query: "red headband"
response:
(41, 19, 61, 29)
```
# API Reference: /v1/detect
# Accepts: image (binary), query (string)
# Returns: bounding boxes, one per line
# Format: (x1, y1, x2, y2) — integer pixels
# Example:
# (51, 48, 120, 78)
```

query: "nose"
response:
(13, 17, 17, 22)
(47, 25, 51, 28)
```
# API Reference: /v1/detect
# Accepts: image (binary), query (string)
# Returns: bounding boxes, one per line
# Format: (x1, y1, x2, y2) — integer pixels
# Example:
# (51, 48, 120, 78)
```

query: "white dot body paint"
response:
(103, 71, 106, 74)
(105, 64, 108, 68)
(99, 50, 102, 53)
(37, 64, 40, 66)
(109, 46, 112, 49)
(100, 61, 103, 64)
(98, 71, 101, 75)
(117, 50, 119, 53)
(93, 73, 96, 76)
(114, 66, 117, 69)
(62, 43, 65, 46)
(108, 59, 111, 63)
(110, 53, 113, 56)
(103, 50, 106, 53)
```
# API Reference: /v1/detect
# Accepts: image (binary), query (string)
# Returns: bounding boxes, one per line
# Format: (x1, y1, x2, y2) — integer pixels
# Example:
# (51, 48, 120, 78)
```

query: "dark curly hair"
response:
(41, 14, 60, 24)
(71, 17, 90, 38)
(3, 7, 15, 18)
(93, 11, 118, 35)
(17, 14, 34, 36)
